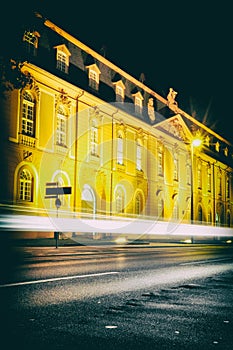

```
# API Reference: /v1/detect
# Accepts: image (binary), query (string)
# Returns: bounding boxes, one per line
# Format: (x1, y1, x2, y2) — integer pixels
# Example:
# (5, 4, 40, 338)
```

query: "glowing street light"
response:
(192, 138, 202, 148)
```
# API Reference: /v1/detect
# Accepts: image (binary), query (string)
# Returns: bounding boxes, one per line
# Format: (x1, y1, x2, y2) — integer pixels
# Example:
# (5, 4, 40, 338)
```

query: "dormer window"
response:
(113, 80, 125, 102)
(132, 91, 143, 115)
(116, 85, 124, 102)
(89, 70, 98, 89)
(86, 64, 101, 91)
(135, 97, 142, 114)
(23, 30, 40, 55)
(54, 44, 71, 74)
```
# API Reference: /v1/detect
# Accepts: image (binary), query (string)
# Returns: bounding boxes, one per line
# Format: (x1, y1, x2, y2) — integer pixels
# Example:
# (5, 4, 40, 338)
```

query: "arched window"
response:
(158, 198, 164, 219)
(22, 91, 35, 136)
(81, 185, 96, 214)
(115, 187, 125, 214)
(23, 30, 39, 55)
(172, 195, 179, 220)
(56, 177, 65, 206)
(198, 205, 203, 223)
(135, 193, 143, 215)
(19, 168, 33, 202)
(207, 207, 212, 224)
(227, 211, 231, 227)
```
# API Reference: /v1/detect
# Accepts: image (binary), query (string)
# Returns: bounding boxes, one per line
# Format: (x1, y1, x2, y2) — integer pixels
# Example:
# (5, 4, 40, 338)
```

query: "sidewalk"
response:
(8, 237, 226, 248)
(7, 236, 231, 258)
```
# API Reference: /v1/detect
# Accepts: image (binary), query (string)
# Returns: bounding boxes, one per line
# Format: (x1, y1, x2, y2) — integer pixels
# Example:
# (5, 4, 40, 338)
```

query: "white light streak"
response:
(180, 258, 233, 266)
(0, 271, 119, 288)
(1, 214, 233, 237)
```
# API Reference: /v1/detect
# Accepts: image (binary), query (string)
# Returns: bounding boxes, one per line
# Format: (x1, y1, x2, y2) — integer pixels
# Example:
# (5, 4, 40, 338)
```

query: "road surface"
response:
(0, 244, 233, 349)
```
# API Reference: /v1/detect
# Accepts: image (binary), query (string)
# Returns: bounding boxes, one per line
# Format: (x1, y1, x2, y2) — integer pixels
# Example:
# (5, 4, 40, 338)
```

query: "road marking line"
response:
(181, 258, 233, 266)
(0, 271, 119, 288)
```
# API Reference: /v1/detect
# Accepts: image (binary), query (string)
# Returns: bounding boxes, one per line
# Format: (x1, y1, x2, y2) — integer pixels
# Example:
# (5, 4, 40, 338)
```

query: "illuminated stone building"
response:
(0, 12, 232, 239)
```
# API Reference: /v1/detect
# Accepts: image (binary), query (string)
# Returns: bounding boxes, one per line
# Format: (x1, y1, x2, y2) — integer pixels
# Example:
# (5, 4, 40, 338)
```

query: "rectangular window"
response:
(117, 137, 123, 164)
(116, 86, 124, 102)
(174, 158, 178, 181)
(135, 97, 142, 114)
(186, 164, 191, 185)
(197, 165, 202, 189)
(56, 115, 67, 146)
(158, 151, 164, 176)
(57, 52, 67, 73)
(226, 177, 230, 199)
(90, 122, 98, 156)
(207, 167, 211, 192)
(22, 93, 35, 136)
(89, 70, 98, 90)
(136, 143, 142, 170)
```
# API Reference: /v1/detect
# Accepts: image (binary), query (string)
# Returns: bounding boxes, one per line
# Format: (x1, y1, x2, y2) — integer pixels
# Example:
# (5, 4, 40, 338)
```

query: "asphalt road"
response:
(1, 244, 233, 349)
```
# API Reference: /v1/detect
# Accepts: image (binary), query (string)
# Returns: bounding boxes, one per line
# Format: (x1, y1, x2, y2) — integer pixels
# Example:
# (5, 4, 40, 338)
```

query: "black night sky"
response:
(5, 1, 233, 142)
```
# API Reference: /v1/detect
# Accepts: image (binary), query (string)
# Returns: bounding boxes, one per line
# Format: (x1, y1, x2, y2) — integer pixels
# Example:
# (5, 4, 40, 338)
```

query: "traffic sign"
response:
(46, 182, 58, 186)
(45, 186, 72, 196)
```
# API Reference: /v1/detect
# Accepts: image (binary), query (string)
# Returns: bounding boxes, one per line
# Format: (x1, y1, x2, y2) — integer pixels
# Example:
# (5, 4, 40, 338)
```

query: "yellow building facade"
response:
(0, 12, 232, 240)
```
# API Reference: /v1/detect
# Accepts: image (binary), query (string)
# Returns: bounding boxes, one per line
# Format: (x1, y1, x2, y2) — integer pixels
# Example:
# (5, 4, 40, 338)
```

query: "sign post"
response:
(45, 182, 72, 248)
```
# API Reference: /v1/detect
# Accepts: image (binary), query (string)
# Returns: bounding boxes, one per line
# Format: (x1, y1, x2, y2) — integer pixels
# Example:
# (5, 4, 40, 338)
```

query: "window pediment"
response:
(113, 80, 125, 102)
(54, 44, 71, 57)
(112, 79, 125, 90)
(86, 63, 101, 75)
(131, 90, 144, 100)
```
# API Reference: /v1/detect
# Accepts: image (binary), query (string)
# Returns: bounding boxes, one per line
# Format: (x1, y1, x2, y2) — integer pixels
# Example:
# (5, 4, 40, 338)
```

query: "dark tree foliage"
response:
(0, 58, 32, 96)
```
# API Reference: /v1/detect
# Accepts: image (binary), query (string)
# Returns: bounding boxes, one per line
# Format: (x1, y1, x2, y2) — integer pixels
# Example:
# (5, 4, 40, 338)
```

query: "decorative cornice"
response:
(55, 89, 71, 109)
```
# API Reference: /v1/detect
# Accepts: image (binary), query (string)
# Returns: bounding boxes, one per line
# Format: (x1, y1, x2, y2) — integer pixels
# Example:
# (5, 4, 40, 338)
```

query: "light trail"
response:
(0, 271, 119, 288)
(0, 213, 233, 237)
(180, 257, 233, 266)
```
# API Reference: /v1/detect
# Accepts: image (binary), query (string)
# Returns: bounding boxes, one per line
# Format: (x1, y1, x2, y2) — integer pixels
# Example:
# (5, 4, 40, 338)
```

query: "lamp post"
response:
(190, 137, 202, 243)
